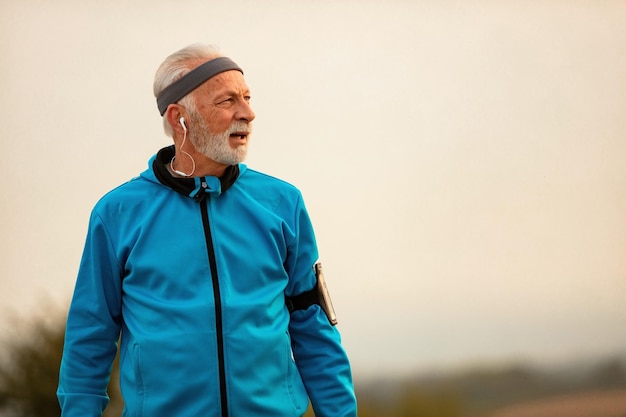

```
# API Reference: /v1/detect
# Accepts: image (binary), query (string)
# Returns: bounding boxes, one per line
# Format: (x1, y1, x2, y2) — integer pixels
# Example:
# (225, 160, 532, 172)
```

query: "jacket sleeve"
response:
(57, 209, 123, 417)
(286, 195, 357, 417)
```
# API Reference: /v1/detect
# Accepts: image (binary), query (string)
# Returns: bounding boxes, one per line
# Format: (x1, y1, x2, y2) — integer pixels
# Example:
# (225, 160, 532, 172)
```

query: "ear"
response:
(165, 104, 188, 135)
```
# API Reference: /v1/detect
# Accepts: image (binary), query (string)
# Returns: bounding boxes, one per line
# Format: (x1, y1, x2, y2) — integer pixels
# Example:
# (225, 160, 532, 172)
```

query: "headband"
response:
(156, 56, 243, 116)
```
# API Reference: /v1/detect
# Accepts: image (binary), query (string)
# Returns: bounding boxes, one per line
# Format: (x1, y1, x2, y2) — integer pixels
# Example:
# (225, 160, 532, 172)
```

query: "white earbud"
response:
(170, 116, 195, 177)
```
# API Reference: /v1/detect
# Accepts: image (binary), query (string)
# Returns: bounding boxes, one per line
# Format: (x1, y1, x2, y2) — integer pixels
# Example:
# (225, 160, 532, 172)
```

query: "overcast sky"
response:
(1, 0, 625, 379)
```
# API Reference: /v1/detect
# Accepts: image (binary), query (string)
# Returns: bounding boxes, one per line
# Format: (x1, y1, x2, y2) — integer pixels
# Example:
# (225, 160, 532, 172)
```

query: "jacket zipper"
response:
(200, 196, 229, 417)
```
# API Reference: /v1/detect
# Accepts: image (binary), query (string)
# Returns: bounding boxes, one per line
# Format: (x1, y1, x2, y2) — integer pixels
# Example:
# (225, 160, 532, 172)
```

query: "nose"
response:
(236, 99, 255, 123)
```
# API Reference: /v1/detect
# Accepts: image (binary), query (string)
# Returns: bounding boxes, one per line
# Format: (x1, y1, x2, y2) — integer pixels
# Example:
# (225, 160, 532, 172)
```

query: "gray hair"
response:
(153, 43, 222, 137)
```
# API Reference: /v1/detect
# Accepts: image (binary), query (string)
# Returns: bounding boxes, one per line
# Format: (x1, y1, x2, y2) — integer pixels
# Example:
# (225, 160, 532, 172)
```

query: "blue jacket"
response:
(58, 146, 357, 417)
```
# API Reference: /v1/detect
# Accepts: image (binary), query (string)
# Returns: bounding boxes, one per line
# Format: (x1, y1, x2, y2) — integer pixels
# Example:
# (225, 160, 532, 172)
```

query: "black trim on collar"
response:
(153, 146, 239, 201)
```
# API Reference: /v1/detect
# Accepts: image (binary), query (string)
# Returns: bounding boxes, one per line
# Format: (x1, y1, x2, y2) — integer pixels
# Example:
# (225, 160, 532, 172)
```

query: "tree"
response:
(0, 311, 122, 417)
(0, 312, 64, 417)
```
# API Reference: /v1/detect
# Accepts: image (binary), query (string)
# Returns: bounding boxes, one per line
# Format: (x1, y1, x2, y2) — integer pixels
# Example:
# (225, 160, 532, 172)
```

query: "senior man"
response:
(57, 43, 357, 417)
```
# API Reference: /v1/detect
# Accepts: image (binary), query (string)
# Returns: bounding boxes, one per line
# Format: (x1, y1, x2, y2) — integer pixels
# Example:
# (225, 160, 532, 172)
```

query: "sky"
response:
(1, 0, 625, 380)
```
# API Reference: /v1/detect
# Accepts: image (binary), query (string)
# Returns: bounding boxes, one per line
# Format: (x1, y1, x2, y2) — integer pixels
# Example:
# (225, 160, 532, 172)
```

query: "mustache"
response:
(226, 121, 252, 135)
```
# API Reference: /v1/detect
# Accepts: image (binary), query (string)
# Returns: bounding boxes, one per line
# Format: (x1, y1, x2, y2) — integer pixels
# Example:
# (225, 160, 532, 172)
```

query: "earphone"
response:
(170, 115, 196, 177)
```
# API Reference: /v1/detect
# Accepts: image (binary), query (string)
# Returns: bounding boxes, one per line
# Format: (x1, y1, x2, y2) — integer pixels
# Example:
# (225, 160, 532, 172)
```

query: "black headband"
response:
(156, 56, 243, 116)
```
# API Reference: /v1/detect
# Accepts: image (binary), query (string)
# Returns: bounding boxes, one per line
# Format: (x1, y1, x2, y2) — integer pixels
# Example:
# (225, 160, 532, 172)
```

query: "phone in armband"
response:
(315, 262, 338, 326)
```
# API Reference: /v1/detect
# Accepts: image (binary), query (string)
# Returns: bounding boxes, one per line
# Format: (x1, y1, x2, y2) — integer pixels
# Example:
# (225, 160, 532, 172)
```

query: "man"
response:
(57, 43, 357, 417)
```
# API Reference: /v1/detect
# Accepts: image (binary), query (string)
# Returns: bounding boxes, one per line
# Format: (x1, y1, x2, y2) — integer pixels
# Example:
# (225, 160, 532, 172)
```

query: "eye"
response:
(216, 97, 234, 106)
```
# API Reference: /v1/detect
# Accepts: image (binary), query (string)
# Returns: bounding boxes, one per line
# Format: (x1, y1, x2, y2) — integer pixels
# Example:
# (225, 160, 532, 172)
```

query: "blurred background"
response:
(1, 0, 625, 416)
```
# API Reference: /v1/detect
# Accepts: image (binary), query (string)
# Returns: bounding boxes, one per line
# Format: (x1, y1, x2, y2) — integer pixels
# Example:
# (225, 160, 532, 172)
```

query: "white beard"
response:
(188, 112, 251, 165)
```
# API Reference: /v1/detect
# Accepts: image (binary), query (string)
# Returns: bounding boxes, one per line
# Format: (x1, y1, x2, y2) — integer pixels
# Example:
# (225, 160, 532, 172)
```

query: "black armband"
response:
(286, 262, 338, 326)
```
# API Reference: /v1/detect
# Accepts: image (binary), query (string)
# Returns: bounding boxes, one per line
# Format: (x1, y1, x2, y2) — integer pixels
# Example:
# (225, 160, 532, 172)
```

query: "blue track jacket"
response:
(58, 146, 357, 417)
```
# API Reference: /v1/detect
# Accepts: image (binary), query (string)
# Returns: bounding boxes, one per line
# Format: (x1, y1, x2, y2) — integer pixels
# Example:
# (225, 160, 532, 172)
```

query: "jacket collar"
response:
(153, 145, 240, 202)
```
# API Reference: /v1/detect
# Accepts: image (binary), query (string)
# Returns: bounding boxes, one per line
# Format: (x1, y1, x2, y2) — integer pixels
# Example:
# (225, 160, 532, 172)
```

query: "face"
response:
(187, 109, 251, 165)
(186, 70, 255, 165)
